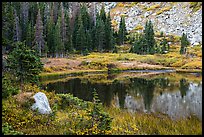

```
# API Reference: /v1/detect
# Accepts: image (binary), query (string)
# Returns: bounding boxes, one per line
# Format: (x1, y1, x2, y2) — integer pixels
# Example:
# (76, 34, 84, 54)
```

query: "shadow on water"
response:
(41, 72, 202, 121)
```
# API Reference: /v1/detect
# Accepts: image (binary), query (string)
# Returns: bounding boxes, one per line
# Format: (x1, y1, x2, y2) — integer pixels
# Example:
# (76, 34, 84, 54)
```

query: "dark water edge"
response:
(40, 72, 202, 121)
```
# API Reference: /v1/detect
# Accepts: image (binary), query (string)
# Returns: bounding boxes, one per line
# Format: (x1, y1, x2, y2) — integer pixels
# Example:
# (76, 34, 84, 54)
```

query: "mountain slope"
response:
(94, 2, 202, 46)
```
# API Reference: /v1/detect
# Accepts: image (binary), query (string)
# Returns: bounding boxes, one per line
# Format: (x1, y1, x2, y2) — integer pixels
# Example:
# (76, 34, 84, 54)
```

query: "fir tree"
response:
(118, 16, 127, 45)
(33, 9, 45, 57)
(143, 20, 156, 54)
(13, 9, 21, 42)
(26, 22, 33, 47)
(104, 12, 114, 51)
(64, 10, 73, 54)
(20, 2, 29, 41)
(100, 4, 106, 22)
(2, 2, 15, 51)
(55, 16, 64, 57)
(180, 33, 190, 54)
(75, 14, 86, 53)
(6, 42, 43, 91)
(46, 6, 56, 57)
(95, 13, 106, 52)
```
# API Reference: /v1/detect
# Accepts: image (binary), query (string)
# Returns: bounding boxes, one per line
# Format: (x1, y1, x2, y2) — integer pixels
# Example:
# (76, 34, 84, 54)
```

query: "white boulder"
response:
(31, 92, 52, 114)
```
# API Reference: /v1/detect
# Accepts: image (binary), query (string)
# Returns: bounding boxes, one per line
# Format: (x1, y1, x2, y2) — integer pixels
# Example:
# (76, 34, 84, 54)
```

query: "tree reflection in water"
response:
(42, 73, 202, 120)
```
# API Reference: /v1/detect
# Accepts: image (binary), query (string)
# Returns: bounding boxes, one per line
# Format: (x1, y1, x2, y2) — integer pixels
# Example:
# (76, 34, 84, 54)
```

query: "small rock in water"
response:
(31, 92, 52, 114)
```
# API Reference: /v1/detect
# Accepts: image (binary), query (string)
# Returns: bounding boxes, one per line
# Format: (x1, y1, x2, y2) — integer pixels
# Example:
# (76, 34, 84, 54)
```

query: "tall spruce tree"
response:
(55, 16, 64, 57)
(26, 22, 33, 47)
(33, 9, 45, 57)
(2, 2, 15, 51)
(20, 2, 29, 41)
(46, 4, 56, 57)
(64, 10, 73, 54)
(6, 42, 43, 91)
(104, 11, 114, 51)
(95, 13, 106, 52)
(13, 9, 21, 42)
(100, 4, 106, 22)
(143, 20, 156, 54)
(75, 14, 86, 53)
(118, 16, 127, 45)
(180, 33, 190, 54)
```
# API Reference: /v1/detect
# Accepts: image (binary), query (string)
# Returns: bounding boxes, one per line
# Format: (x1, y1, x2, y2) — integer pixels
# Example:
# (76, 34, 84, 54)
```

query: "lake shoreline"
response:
(40, 67, 202, 78)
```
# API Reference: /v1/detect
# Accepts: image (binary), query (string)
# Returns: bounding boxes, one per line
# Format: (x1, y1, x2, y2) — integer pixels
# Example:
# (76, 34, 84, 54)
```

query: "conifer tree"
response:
(6, 42, 43, 90)
(33, 9, 45, 57)
(46, 4, 56, 57)
(118, 16, 127, 45)
(20, 2, 29, 41)
(75, 14, 86, 53)
(100, 4, 106, 22)
(104, 12, 114, 51)
(26, 22, 33, 47)
(13, 9, 21, 42)
(2, 2, 15, 49)
(143, 20, 156, 54)
(72, 13, 80, 51)
(180, 33, 190, 54)
(95, 13, 106, 52)
(55, 16, 64, 57)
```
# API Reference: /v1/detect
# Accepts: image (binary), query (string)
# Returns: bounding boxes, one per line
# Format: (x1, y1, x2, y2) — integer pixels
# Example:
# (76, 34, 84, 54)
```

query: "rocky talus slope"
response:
(94, 2, 202, 46)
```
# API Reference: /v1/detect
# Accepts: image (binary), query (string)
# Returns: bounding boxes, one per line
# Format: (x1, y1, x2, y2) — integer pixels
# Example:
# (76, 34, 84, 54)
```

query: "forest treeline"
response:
(2, 2, 128, 57)
(2, 2, 190, 57)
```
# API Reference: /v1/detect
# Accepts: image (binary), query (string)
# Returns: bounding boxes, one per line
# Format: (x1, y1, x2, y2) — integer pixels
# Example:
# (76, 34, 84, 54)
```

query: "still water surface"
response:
(41, 72, 202, 121)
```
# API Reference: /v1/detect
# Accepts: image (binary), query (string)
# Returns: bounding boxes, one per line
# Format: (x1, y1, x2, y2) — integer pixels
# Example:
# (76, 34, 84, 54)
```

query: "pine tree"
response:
(46, 4, 56, 57)
(29, 2, 38, 31)
(26, 22, 33, 47)
(72, 13, 80, 51)
(104, 11, 114, 51)
(2, 2, 15, 50)
(64, 11, 73, 54)
(55, 16, 64, 57)
(143, 20, 156, 54)
(95, 13, 106, 52)
(33, 9, 45, 57)
(131, 34, 145, 54)
(118, 16, 127, 45)
(20, 2, 29, 41)
(161, 37, 168, 54)
(81, 4, 91, 31)
(13, 9, 21, 42)
(90, 2, 97, 26)
(180, 33, 190, 54)
(100, 4, 106, 22)
(6, 42, 43, 91)
(75, 14, 86, 53)
(60, 2, 66, 53)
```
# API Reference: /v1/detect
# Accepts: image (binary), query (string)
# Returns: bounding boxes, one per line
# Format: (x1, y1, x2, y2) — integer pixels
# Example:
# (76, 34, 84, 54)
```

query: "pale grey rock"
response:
(31, 92, 52, 114)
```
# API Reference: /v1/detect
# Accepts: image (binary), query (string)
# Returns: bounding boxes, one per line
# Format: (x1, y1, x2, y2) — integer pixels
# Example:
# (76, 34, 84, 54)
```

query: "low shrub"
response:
(43, 67, 53, 73)
(2, 122, 23, 135)
(2, 74, 19, 99)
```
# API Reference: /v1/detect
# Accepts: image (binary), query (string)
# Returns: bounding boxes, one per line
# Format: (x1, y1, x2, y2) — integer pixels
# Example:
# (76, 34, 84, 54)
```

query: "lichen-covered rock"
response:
(31, 92, 52, 114)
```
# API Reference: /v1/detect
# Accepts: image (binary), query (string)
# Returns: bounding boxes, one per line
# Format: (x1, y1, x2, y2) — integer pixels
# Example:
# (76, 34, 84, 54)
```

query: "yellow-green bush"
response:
(181, 61, 202, 69)
(134, 25, 144, 30)
(43, 67, 53, 73)
(117, 2, 124, 7)
(171, 60, 185, 67)
(147, 4, 161, 11)
(156, 6, 172, 15)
